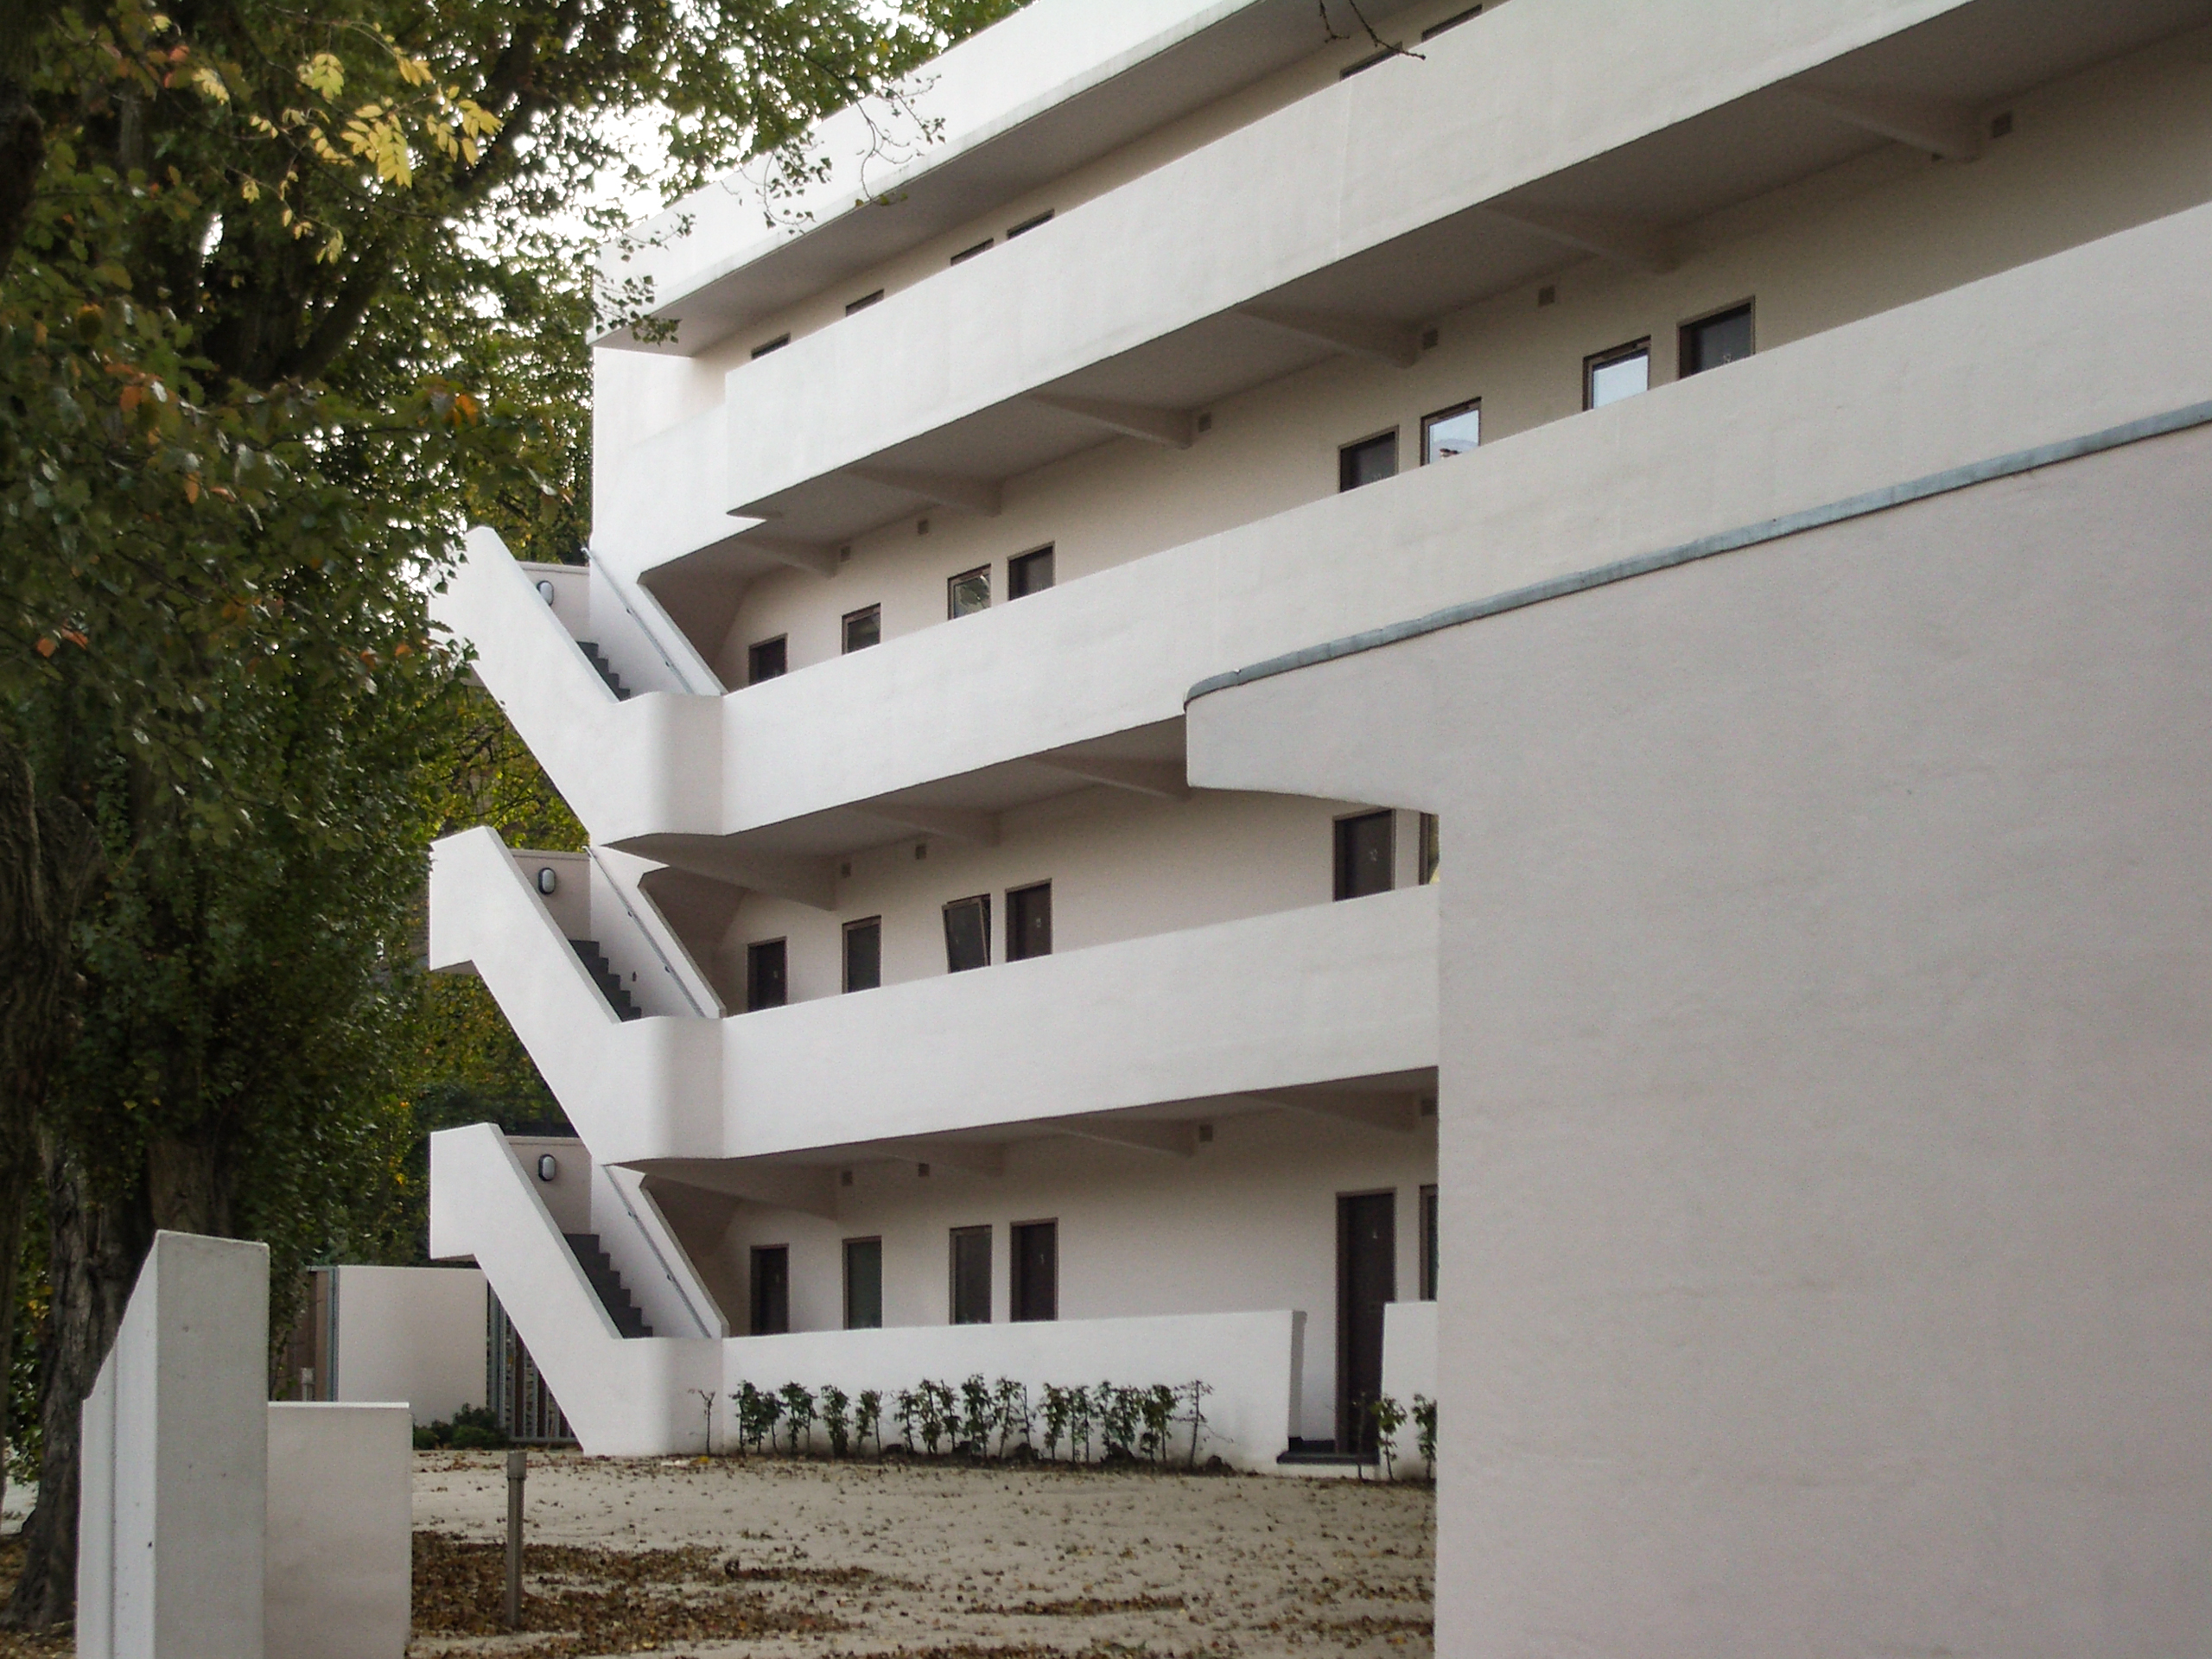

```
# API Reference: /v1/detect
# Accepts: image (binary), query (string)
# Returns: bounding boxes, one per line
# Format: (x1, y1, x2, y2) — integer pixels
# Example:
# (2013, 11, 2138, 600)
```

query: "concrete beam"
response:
(1026, 394, 1196, 449)
(740, 533, 842, 577)
(1788, 82, 1982, 161)
(878, 1140, 1008, 1178)
(1058, 1117, 1198, 1157)
(1033, 753, 1192, 801)
(613, 836, 838, 909)
(1483, 203, 1677, 273)
(844, 464, 1003, 516)
(1235, 305, 1421, 368)
(1243, 1090, 1421, 1134)
(854, 803, 1002, 846)
(645, 1163, 842, 1220)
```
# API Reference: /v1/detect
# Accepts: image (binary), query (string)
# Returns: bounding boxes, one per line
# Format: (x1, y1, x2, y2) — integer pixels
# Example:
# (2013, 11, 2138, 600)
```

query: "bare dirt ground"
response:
(408, 1448, 1435, 1659)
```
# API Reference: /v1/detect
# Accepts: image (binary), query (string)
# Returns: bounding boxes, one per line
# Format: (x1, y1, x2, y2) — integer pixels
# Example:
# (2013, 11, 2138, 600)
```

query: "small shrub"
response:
(779, 1382, 817, 1454)
(1098, 1383, 1141, 1460)
(855, 1389, 882, 1456)
(958, 1374, 995, 1453)
(918, 1380, 955, 1455)
(1066, 1381, 1096, 1463)
(1412, 1394, 1437, 1470)
(731, 1381, 783, 1454)
(1039, 1383, 1076, 1462)
(1368, 1394, 1408, 1480)
(1178, 1379, 1215, 1467)
(819, 1385, 851, 1458)
(893, 1388, 919, 1453)
(992, 1377, 1031, 1458)
(1138, 1384, 1177, 1465)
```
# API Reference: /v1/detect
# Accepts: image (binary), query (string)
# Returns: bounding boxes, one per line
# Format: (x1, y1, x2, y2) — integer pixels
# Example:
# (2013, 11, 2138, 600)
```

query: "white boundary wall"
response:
(79, 1232, 270, 1659)
(264, 1404, 411, 1659)
(326, 1266, 487, 1426)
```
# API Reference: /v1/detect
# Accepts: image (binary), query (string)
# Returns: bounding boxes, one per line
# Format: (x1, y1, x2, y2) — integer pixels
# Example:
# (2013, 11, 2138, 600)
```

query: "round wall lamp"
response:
(537, 1154, 558, 1182)
(536, 867, 558, 895)
(536, 579, 556, 603)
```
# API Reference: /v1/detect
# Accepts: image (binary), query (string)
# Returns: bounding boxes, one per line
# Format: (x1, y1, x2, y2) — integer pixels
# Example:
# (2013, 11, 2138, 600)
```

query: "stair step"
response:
(568, 938, 643, 1021)
(574, 640, 633, 702)
(563, 1232, 652, 1338)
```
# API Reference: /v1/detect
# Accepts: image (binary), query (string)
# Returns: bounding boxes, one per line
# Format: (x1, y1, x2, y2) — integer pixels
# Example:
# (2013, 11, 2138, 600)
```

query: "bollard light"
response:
(505, 1447, 527, 1630)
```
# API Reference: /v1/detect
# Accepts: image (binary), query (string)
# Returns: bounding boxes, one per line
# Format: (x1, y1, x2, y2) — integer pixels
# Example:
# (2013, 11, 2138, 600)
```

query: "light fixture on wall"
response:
(537, 867, 558, 894)
(537, 1154, 558, 1182)
(536, 580, 556, 603)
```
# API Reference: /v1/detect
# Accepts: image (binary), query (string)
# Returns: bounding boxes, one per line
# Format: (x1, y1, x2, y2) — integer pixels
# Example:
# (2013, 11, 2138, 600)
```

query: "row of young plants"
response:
(719, 1376, 1441, 1478)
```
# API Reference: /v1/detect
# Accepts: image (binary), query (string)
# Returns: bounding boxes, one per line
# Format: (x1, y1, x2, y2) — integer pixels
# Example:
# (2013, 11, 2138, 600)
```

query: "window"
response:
(948, 565, 990, 619)
(1339, 430, 1398, 492)
(1334, 810, 1395, 900)
(944, 894, 991, 973)
(747, 636, 787, 685)
(1419, 1185, 1440, 1301)
(745, 939, 787, 1011)
(842, 605, 880, 653)
(1418, 812, 1440, 884)
(843, 917, 882, 993)
(1680, 302, 1753, 378)
(1421, 400, 1480, 464)
(1007, 882, 1052, 961)
(1006, 209, 1053, 238)
(1421, 4, 1480, 39)
(950, 238, 993, 265)
(950, 1225, 992, 1324)
(845, 289, 884, 315)
(748, 1245, 789, 1335)
(1011, 1221, 1057, 1322)
(1339, 48, 1393, 78)
(1008, 545, 1055, 598)
(1585, 339, 1649, 410)
(843, 1237, 883, 1330)
(749, 333, 791, 359)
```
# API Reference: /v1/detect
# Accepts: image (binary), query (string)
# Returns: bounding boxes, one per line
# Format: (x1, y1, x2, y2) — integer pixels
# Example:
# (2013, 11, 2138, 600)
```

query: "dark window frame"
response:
(950, 238, 994, 265)
(1010, 1218, 1058, 1323)
(747, 635, 788, 685)
(842, 916, 882, 994)
(1418, 812, 1440, 885)
(842, 1236, 884, 1330)
(1006, 209, 1054, 238)
(1678, 299, 1756, 379)
(748, 1243, 790, 1335)
(1006, 880, 1052, 962)
(749, 333, 791, 359)
(1333, 810, 1395, 901)
(842, 604, 881, 654)
(1584, 337, 1651, 411)
(1338, 428, 1400, 493)
(943, 893, 992, 973)
(745, 938, 788, 1012)
(949, 1224, 993, 1325)
(947, 564, 991, 619)
(1008, 544, 1055, 599)
(1419, 1185, 1440, 1301)
(845, 289, 885, 315)
(1420, 398, 1481, 465)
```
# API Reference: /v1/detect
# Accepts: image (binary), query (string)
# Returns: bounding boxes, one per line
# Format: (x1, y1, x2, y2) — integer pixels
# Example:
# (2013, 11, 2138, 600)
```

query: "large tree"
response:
(0, 0, 1022, 1624)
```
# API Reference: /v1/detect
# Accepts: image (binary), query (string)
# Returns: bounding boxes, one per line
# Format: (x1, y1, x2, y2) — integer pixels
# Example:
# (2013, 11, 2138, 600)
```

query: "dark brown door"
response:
(1337, 1192, 1396, 1454)
(1011, 1220, 1057, 1321)
(950, 1225, 992, 1323)
(749, 1245, 789, 1335)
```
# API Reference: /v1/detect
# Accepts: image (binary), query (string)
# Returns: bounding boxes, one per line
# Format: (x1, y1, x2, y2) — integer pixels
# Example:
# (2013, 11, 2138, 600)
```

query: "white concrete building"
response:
(429, 0, 2212, 1541)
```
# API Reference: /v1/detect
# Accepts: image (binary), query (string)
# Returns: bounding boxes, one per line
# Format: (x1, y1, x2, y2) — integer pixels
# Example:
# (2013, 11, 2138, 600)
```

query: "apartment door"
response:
(749, 1245, 789, 1336)
(1336, 1192, 1396, 1455)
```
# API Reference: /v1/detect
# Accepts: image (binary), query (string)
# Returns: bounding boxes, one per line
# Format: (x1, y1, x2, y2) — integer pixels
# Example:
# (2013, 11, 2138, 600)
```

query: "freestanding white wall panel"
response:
(327, 1266, 487, 1425)
(78, 1230, 270, 1659)
(264, 1403, 411, 1659)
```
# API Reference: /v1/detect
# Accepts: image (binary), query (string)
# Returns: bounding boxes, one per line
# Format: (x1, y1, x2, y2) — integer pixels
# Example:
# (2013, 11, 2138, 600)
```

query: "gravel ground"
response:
(409, 1448, 1435, 1659)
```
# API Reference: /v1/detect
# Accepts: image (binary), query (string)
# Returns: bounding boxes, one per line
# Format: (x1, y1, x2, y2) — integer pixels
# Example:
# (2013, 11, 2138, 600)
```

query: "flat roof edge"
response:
(1185, 396, 2212, 705)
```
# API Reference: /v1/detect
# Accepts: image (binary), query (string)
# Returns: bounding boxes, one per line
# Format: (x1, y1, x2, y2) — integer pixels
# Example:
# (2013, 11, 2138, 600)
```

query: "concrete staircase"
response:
(568, 939, 641, 1021)
(575, 641, 632, 700)
(563, 1233, 652, 1338)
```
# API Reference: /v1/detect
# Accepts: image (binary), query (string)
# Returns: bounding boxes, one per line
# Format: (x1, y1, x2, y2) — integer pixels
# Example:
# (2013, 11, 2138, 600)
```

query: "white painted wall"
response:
(325, 1266, 486, 1426)
(78, 1232, 270, 1659)
(264, 1404, 410, 1659)
(1187, 413, 2212, 1649)
(1379, 1301, 1435, 1478)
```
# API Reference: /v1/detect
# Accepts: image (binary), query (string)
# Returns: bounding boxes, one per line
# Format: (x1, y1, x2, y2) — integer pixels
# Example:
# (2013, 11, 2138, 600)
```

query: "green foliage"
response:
(852, 1388, 881, 1456)
(1412, 1394, 1436, 1471)
(414, 1402, 507, 1449)
(1367, 1393, 1408, 1481)
(817, 1383, 850, 1458)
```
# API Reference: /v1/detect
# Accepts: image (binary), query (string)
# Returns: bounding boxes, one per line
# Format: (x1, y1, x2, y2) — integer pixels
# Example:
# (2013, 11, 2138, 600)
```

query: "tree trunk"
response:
(0, 1165, 22, 1528)
(1, 1140, 148, 1631)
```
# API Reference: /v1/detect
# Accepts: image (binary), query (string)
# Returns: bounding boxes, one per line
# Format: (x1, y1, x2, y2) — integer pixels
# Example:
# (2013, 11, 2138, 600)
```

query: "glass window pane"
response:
(1586, 343, 1649, 409)
(747, 637, 787, 683)
(1421, 403, 1480, 464)
(1338, 431, 1399, 492)
(844, 1238, 883, 1330)
(1009, 546, 1055, 598)
(842, 606, 880, 652)
(1007, 882, 1052, 961)
(843, 918, 881, 993)
(1681, 303, 1753, 377)
(948, 566, 990, 618)
(944, 895, 990, 972)
(1012, 1221, 1057, 1322)
(1334, 810, 1395, 899)
(746, 938, 786, 1011)
(950, 1226, 992, 1324)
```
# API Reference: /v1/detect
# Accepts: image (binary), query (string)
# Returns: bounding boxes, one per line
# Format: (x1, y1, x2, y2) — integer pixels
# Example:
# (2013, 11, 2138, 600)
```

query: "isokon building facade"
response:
(429, 0, 2212, 1644)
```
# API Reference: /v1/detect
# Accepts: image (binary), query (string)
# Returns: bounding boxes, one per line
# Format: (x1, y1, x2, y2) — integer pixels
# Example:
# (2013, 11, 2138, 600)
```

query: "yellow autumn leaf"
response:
(190, 65, 229, 103)
(397, 56, 433, 87)
(297, 51, 344, 100)
(239, 175, 259, 201)
(318, 227, 346, 263)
